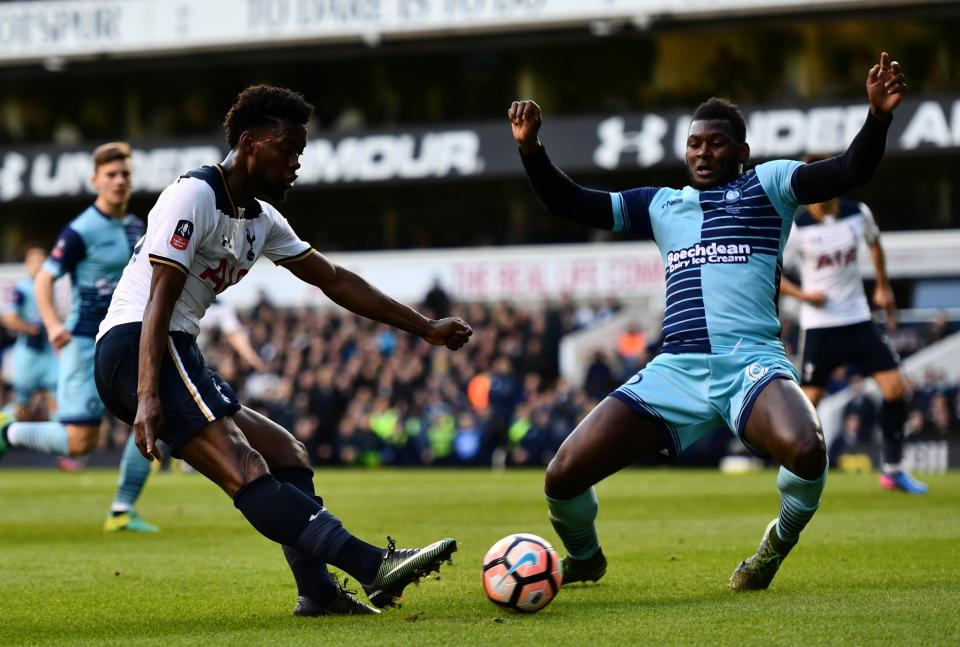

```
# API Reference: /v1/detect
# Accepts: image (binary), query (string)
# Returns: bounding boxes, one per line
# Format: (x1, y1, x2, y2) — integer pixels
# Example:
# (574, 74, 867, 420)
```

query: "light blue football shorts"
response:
(57, 335, 105, 424)
(12, 345, 58, 406)
(611, 346, 799, 457)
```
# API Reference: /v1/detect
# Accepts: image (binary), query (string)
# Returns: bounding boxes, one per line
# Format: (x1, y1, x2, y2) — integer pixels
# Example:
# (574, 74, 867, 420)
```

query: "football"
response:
(482, 533, 562, 613)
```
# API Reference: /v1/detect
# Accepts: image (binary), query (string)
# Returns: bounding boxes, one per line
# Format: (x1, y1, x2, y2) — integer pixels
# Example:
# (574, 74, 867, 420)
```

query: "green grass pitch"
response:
(1, 467, 958, 646)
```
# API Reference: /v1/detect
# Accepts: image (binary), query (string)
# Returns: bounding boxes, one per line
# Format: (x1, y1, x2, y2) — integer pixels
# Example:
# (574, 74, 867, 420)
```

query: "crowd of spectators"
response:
(192, 295, 625, 468)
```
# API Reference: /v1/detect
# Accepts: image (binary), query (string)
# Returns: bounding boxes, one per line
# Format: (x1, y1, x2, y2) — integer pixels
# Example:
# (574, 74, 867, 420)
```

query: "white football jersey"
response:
(98, 165, 312, 339)
(783, 199, 880, 330)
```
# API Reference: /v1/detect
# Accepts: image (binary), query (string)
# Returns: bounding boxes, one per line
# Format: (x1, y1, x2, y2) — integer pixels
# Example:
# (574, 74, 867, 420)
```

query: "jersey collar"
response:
(214, 164, 262, 220)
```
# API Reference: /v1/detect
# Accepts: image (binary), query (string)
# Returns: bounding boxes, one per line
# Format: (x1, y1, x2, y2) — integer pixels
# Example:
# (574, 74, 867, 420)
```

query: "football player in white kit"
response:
(782, 194, 927, 494)
(94, 85, 473, 615)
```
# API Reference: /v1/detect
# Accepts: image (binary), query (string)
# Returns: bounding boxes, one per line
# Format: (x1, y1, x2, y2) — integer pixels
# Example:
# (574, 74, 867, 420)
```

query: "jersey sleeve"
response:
(859, 203, 880, 245)
(755, 160, 805, 219)
(143, 180, 215, 275)
(2, 284, 23, 316)
(42, 227, 86, 279)
(261, 207, 313, 266)
(609, 187, 660, 237)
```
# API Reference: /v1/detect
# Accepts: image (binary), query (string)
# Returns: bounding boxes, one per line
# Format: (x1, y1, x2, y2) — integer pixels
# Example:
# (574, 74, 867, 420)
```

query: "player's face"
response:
(24, 247, 46, 276)
(248, 121, 306, 202)
(685, 120, 748, 189)
(92, 159, 133, 209)
(808, 198, 840, 221)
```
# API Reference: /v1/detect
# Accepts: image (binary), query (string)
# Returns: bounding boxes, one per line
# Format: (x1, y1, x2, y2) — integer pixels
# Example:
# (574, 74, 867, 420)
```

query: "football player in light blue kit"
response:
(509, 51, 906, 591)
(1, 245, 58, 421)
(0, 142, 156, 532)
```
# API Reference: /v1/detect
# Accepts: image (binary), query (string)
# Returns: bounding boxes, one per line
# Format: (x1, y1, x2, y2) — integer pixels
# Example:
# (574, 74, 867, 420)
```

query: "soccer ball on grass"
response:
(482, 533, 562, 613)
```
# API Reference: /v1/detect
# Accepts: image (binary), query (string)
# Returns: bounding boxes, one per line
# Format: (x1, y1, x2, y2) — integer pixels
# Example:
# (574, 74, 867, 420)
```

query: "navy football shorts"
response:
(95, 322, 241, 457)
(798, 320, 900, 388)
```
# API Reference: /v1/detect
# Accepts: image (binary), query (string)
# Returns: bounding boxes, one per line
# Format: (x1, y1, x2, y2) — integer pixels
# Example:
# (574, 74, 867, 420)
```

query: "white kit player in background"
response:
(782, 194, 927, 494)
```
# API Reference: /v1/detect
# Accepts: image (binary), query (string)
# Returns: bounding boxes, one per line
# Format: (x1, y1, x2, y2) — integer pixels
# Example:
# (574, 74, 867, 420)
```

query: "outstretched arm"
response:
(509, 100, 616, 230)
(1, 310, 39, 336)
(869, 240, 897, 330)
(284, 251, 472, 350)
(225, 331, 269, 372)
(35, 270, 71, 349)
(779, 275, 826, 306)
(792, 52, 906, 204)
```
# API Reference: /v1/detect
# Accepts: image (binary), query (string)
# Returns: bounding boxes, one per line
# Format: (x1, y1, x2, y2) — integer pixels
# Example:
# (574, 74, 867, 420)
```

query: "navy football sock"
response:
(233, 473, 381, 585)
(332, 537, 383, 586)
(233, 474, 319, 545)
(880, 398, 906, 469)
(273, 466, 337, 605)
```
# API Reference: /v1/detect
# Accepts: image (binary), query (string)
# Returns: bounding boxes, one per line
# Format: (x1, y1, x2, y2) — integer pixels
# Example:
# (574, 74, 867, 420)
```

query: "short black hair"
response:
(692, 97, 747, 144)
(223, 85, 314, 148)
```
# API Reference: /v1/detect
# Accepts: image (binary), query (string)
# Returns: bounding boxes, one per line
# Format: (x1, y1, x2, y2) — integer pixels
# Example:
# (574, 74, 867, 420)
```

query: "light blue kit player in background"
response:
(0, 142, 157, 532)
(1, 245, 58, 421)
(509, 52, 907, 592)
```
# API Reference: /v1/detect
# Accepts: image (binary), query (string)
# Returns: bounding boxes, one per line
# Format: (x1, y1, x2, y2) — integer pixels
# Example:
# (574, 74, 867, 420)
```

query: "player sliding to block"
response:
(94, 85, 472, 615)
(509, 52, 906, 591)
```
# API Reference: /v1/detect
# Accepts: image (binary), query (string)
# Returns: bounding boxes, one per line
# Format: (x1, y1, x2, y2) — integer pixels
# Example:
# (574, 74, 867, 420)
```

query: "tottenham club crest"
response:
(170, 220, 194, 251)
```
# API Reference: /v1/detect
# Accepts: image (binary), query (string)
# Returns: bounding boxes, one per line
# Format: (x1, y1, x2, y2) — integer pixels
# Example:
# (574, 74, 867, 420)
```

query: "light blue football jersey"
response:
(42, 205, 144, 337)
(6, 277, 47, 351)
(610, 160, 803, 355)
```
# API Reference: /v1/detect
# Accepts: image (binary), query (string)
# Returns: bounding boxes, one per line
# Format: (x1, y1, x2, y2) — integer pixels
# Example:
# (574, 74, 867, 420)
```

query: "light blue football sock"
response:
(6, 421, 69, 456)
(546, 487, 600, 560)
(111, 434, 152, 513)
(775, 466, 827, 544)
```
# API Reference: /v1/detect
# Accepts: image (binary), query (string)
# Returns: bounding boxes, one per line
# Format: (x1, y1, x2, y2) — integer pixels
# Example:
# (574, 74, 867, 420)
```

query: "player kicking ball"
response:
(93, 85, 471, 615)
(782, 192, 927, 494)
(508, 52, 906, 591)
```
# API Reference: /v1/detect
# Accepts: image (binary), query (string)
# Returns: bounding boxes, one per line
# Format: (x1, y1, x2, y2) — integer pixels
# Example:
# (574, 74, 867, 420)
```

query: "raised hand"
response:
(422, 316, 473, 351)
(508, 100, 543, 155)
(867, 52, 906, 117)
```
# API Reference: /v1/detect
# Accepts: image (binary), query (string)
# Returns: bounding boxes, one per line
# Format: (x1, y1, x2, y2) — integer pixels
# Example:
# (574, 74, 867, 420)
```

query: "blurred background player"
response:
(509, 51, 906, 592)
(199, 299, 269, 373)
(0, 143, 156, 531)
(782, 191, 927, 494)
(1, 245, 57, 422)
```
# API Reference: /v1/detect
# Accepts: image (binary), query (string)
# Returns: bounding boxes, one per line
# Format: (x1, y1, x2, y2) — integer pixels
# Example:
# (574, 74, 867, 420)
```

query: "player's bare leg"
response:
(544, 397, 670, 584)
(65, 423, 100, 456)
(729, 378, 827, 591)
(873, 369, 926, 494)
